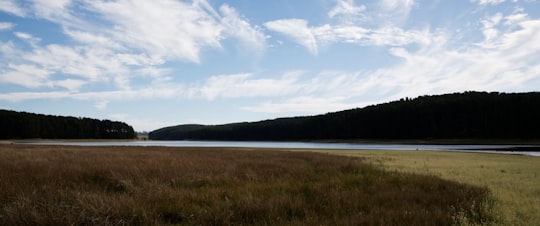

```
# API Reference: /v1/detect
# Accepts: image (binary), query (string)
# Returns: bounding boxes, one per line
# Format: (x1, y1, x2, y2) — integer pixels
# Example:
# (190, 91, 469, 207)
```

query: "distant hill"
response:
(0, 110, 136, 139)
(149, 91, 540, 141)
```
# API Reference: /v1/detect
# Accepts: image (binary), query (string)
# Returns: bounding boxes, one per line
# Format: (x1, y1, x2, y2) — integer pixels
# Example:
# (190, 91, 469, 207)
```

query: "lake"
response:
(21, 140, 540, 157)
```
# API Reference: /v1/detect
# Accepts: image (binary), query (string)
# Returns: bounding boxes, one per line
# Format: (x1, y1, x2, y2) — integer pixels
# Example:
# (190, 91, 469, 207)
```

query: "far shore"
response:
(4, 139, 540, 156)
(306, 138, 540, 145)
(1, 138, 140, 143)
(5, 138, 540, 145)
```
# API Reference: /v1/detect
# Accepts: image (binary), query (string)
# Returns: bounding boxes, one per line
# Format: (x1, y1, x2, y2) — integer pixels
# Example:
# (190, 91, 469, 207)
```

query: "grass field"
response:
(321, 149, 540, 226)
(0, 144, 493, 225)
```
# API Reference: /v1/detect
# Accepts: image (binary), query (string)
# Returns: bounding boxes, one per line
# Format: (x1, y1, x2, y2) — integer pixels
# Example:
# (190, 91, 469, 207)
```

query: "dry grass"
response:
(0, 144, 493, 225)
(324, 149, 540, 226)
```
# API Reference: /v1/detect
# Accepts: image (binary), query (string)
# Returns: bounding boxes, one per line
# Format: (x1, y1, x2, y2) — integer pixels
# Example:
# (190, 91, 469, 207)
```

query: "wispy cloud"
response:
(94, 100, 109, 110)
(0, 0, 266, 96)
(376, 0, 416, 25)
(328, 0, 366, 24)
(196, 72, 302, 100)
(265, 19, 320, 55)
(219, 4, 267, 54)
(265, 19, 432, 55)
(265, 0, 430, 55)
(14, 32, 41, 47)
(0, 22, 14, 30)
(86, 0, 223, 63)
(0, 0, 27, 17)
(472, 0, 506, 5)
(3, 7, 538, 111)
(249, 10, 540, 114)
(242, 96, 354, 114)
(82, 0, 265, 63)
(0, 91, 71, 102)
(32, 0, 74, 20)
(0, 64, 50, 88)
(64, 29, 124, 50)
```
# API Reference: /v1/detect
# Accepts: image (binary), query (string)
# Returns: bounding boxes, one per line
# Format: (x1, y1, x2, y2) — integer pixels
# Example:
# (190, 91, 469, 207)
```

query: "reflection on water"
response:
(22, 140, 540, 157)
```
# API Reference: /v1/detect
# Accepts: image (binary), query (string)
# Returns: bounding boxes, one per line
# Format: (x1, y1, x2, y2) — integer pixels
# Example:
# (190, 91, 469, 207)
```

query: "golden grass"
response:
(0, 144, 493, 225)
(319, 149, 540, 226)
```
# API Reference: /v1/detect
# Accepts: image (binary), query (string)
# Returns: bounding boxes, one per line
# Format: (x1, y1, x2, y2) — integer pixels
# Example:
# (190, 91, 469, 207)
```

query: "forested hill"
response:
(0, 110, 136, 139)
(149, 92, 540, 141)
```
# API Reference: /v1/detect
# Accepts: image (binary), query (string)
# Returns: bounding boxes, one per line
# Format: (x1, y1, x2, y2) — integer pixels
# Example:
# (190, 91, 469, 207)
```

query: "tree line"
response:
(0, 110, 136, 139)
(149, 91, 540, 141)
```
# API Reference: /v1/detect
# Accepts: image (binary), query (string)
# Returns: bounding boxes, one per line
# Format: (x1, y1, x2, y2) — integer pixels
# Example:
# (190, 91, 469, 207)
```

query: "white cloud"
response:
(376, 0, 415, 25)
(0, 91, 71, 102)
(83, 0, 265, 64)
(0, 80, 186, 103)
(63, 29, 123, 50)
(366, 26, 433, 46)
(265, 19, 319, 55)
(136, 66, 171, 80)
(0, 22, 15, 30)
(473, 0, 506, 5)
(0, 0, 268, 112)
(504, 12, 528, 25)
(219, 4, 266, 54)
(197, 72, 301, 100)
(326, 25, 367, 43)
(54, 79, 87, 91)
(0, 70, 302, 103)
(0, 64, 51, 88)
(108, 113, 129, 121)
(0, 42, 147, 92)
(248, 14, 540, 114)
(13, 42, 169, 90)
(0, 41, 17, 59)
(14, 32, 32, 40)
(2, 11, 540, 115)
(23, 44, 120, 83)
(94, 100, 109, 110)
(86, 88, 179, 109)
(29, 0, 91, 30)
(14, 32, 41, 45)
(32, 0, 72, 19)
(0, 0, 26, 17)
(86, 0, 222, 63)
(365, 17, 540, 99)
(380, 0, 415, 11)
(328, 0, 366, 23)
(266, 19, 433, 55)
(496, 19, 540, 61)
(481, 13, 504, 46)
(264, 0, 432, 54)
(242, 96, 354, 114)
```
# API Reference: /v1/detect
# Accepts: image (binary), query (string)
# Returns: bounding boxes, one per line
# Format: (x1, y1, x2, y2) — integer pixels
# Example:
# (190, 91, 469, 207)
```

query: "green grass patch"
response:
(326, 149, 540, 226)
(0, 144, 493, 225)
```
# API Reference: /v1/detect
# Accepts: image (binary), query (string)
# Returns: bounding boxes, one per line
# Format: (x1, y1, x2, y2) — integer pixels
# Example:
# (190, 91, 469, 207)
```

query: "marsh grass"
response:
(0, 144, 492, 225)
(330, 150, 540, 226)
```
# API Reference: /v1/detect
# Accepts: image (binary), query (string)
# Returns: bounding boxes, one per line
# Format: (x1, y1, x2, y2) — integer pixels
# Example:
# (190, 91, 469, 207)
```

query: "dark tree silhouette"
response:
(0, 110, 136, 139)
(149, 91, 540, 141)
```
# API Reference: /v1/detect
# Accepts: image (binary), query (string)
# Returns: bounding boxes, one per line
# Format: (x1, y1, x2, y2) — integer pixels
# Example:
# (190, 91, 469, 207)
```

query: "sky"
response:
(1, 0, 540, 132)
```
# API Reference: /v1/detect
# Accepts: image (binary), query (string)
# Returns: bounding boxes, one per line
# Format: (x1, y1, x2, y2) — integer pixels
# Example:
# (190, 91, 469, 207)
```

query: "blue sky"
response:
(1, 0, 540, 131)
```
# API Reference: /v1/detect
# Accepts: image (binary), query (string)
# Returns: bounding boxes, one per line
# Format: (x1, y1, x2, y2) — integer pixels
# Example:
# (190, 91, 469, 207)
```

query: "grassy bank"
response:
(0, 144, 492, 225)
(325, 150, 540, 226)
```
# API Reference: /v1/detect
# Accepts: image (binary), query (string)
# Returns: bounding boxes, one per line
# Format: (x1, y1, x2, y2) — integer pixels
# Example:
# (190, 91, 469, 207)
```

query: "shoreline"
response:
(6, 138, 540, 145)
(5, 140, 540, 157)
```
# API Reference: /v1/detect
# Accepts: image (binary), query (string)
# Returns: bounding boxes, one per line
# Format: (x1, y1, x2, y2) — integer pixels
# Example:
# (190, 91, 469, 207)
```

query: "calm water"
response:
(23, 140, 540, 157)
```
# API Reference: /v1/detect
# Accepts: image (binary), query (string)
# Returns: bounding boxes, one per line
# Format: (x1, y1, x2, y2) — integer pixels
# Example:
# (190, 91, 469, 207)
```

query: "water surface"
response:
(23, 140, 540, 157)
